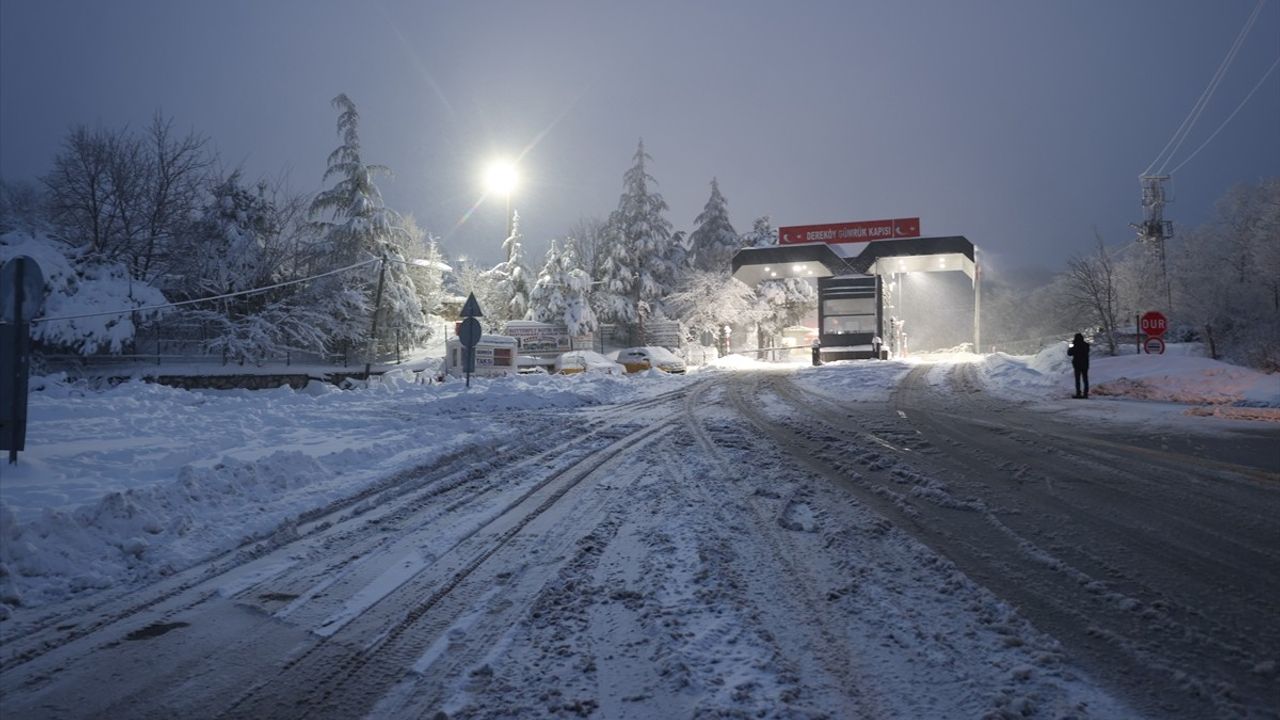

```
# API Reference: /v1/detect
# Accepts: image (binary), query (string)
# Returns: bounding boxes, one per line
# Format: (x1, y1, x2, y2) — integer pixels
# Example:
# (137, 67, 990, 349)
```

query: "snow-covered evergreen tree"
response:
(688, 178, 739, 273)
(740, 215, 777, 249)
(597, 140, 675, 339)
(665, 230, 693, 277)
(562, 242, 598, 337)
(530, 239, 598, 337)
(185, 172, 278, 296)
(529, 239, 567, 324)
(307, 93, 425, 353)
(497, 210, 531, 321)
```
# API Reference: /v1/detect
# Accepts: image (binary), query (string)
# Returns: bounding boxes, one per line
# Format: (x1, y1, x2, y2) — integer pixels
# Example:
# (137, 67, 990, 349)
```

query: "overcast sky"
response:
(2, 0, 1277, 281)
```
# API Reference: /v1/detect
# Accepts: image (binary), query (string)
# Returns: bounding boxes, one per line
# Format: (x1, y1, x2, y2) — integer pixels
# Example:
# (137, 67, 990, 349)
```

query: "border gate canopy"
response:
(732, 235, 976, 286)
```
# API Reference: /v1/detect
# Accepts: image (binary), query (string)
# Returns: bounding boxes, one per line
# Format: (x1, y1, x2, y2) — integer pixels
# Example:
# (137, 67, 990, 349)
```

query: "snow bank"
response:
(978, 343, 1280, 408)
(1, 230, 169, 354)
(0, 370, 688, 608)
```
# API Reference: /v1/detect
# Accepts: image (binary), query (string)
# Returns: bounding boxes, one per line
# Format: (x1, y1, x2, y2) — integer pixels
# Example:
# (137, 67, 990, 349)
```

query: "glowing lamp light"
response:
(483, 160, 518, 195)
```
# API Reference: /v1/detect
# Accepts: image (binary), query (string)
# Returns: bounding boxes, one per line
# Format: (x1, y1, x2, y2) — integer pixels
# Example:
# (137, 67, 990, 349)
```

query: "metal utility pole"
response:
(363, 257, 388, 382)
(1132, 175, 1174, 310)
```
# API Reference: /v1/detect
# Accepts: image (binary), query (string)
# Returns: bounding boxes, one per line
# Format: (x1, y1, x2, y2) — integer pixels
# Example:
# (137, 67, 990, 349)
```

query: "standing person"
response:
(1068, 332, 1090, 398)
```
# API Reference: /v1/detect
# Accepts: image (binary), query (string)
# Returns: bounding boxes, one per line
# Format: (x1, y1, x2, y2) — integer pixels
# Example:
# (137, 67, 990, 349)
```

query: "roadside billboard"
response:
(503, 321, 591, 355)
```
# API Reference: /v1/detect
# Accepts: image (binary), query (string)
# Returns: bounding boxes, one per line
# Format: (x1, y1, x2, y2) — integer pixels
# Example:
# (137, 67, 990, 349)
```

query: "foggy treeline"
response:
(0, 99, 816, 365)
(981, 177, 1280, 369)
(2, 97, 1275, 370)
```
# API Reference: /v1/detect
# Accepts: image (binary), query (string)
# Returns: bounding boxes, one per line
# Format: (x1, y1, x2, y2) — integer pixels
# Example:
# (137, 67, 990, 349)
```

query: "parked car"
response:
(516, 355, 553, 374)
(609, 346, 687, 374)
(555, 350, 626, 375)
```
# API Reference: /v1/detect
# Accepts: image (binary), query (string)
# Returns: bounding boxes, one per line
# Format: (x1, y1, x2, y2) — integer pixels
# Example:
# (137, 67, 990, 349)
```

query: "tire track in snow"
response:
(681, 379, 886, 716)
(0, 385, 703, 718)
(724, 371, 1150, 719)
(771, 364, 1277, 720)
(214, 419, 675, 719)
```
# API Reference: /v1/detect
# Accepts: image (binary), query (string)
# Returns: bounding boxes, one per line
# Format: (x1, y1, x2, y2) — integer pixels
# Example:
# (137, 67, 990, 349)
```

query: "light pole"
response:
(484, 159, 518, 240)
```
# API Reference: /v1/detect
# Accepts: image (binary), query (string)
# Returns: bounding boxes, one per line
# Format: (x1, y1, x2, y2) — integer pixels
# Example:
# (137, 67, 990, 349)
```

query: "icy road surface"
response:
(1, 362, 1277, 719)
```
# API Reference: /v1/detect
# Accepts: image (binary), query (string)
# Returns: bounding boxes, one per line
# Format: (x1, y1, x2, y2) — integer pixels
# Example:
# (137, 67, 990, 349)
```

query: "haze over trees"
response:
(980, 177, 1279, 369)
(1, 95, 446, 364)
(1, 95, 1274, 370)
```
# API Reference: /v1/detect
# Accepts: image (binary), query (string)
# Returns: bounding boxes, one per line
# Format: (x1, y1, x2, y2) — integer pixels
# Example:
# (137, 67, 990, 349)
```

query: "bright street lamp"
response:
(483, 159, 518, 238)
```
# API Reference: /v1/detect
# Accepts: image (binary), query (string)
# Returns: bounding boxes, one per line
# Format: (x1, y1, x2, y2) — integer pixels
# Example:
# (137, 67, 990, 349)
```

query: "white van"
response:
(443, 335, 519, 378)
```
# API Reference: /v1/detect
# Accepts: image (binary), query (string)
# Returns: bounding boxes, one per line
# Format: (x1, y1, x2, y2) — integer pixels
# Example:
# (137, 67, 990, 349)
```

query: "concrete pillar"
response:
(973, 246, 982, 353)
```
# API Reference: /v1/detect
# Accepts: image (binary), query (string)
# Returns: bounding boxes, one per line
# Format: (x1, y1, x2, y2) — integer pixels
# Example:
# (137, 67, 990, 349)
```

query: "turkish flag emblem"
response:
(893, 218, 920, 237)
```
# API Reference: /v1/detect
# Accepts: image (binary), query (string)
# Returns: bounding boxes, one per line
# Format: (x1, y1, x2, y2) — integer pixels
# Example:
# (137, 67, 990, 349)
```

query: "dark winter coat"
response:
(1068, 334, 1090, 370)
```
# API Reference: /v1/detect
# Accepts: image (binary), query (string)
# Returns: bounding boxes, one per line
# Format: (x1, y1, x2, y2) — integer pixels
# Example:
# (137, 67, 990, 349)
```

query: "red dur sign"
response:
(1140, 311, 1168, 337)
(779, 218, 921, 245)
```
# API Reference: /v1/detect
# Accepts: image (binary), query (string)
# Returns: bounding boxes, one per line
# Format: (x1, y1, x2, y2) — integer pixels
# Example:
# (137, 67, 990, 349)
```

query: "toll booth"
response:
(731, 223, 979, 359)
(817, 275, 884, 360)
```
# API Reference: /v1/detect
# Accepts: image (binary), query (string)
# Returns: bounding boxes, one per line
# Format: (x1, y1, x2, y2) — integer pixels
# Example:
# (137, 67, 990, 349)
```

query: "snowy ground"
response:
(3, 344, 1273, 609)
(1, 347, 1275, 719)
(0, 370, 688, 608)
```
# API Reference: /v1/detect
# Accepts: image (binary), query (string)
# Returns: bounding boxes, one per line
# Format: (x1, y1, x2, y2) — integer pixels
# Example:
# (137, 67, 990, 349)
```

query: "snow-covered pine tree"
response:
(689, 178, 739, 273)
(185, 172, 277, 297)
(666, 230, 693, 278)
(529, 239, 599, 338)
(307, 93, 426, 354)
(499, 210, 532, 321)
(597, 139, 675, 341)
(561, 242, 598, 338)
(529, 239, 567, 324)
(740, 215, 777, 248)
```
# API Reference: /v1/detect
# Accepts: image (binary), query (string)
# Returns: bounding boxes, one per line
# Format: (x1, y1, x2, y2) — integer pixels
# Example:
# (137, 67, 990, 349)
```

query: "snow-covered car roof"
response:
(556, 350, 624, 372)
(612, 346, 684, 364)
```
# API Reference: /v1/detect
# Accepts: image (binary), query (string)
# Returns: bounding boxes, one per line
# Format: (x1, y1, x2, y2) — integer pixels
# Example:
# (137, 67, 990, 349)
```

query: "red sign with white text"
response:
(779, 218, 921, 245)
(1140, 311, 1168, 337)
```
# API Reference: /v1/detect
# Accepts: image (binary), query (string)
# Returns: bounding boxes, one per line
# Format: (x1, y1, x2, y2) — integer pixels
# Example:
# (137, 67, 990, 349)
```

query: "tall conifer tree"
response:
(597, 139, 674, 340)
(689, 178, 738, 272)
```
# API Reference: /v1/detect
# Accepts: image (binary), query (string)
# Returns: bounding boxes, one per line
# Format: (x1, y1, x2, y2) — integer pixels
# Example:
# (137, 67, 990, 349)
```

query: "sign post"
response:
(1, 256, 45, 464)
(1140, 311, 1167, 355)
(458, 293, 483, 388)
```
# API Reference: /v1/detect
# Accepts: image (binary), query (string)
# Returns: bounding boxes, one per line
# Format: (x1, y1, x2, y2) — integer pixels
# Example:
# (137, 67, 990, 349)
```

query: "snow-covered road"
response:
(1, 361, 1276, 719)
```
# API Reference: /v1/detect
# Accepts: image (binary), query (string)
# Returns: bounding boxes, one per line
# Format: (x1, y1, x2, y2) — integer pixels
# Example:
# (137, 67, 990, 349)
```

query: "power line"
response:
(1144, 0, 1266, 176)
(30, 258, 380, 325)
(1169, 54, 1280, 176)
